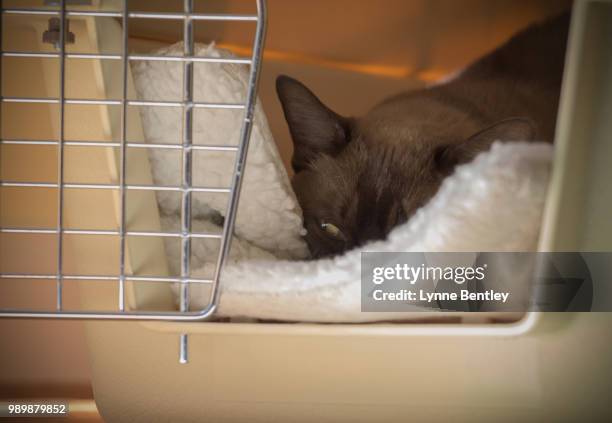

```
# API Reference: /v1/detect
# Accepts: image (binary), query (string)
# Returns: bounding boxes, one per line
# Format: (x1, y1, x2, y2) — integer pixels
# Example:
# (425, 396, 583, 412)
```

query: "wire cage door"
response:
(0, 0, 267, 360)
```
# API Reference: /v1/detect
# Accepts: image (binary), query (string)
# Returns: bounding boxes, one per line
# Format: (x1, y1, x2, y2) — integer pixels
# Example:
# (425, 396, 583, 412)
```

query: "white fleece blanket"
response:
(132, 43, 553, 322)
(131, 42, 308, 261)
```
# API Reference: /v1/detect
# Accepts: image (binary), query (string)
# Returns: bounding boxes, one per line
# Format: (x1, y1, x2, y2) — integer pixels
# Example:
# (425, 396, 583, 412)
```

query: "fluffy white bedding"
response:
(132, 43, 553, 323)
(131, 42, 308, 261)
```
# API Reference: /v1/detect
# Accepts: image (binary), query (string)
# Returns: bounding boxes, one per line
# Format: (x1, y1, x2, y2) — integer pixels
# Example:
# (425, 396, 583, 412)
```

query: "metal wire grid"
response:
(0, 0, 267, 325)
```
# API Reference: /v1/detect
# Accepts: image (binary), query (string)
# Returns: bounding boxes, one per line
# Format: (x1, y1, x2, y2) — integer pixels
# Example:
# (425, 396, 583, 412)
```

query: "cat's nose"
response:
(355, 224, 386, 247)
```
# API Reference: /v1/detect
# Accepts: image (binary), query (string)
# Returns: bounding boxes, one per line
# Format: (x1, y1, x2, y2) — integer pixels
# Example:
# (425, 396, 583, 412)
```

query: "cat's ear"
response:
(276, 75, 350, 172)
(435, 117, 536, 173)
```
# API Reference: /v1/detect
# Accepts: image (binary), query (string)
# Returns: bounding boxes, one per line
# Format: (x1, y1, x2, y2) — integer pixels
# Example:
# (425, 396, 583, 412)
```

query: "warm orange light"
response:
(216, 42, 450, 83)
(416, 69, 450, 83)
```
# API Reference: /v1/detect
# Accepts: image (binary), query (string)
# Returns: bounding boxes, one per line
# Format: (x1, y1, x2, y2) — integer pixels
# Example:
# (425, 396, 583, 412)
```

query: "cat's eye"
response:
(320, 222, 344, 239)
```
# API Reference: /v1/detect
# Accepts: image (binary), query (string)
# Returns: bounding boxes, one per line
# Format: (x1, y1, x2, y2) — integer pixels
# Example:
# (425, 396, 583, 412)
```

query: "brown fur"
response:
(277, 12, 570, 258)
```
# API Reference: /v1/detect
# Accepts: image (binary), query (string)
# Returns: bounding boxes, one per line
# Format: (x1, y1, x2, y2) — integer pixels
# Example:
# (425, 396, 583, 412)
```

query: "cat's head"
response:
(276, 75, 535, 258)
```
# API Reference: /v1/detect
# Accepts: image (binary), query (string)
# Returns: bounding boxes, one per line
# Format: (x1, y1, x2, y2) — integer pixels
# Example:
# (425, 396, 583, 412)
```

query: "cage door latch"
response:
(43, 18, 76, 50)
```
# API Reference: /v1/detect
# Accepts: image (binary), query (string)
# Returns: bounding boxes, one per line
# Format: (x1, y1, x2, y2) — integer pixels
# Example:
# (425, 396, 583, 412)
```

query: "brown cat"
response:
(276, 12, 569, 258)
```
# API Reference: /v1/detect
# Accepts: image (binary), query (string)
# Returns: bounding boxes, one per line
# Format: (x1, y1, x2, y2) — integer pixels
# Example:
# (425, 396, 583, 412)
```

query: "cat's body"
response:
(277, 12, 569, 258)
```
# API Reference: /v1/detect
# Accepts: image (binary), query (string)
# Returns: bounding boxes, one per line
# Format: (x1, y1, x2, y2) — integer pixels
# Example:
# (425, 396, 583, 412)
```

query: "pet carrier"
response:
(1, 0, 611, 421)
